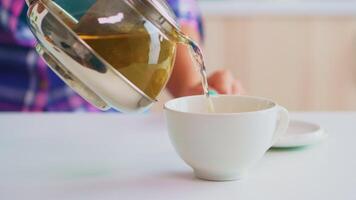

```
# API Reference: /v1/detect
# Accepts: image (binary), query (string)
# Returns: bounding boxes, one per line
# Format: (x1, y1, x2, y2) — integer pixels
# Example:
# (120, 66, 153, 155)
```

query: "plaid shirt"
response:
(0, 0, 202, 112)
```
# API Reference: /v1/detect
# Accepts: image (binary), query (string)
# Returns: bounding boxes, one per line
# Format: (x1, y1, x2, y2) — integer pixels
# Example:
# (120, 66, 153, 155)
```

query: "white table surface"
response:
(0, 112, 355, 200)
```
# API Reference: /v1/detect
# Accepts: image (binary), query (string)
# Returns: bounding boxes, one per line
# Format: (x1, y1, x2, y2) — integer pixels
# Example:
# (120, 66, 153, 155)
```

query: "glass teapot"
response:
(26, 0, 188, 112)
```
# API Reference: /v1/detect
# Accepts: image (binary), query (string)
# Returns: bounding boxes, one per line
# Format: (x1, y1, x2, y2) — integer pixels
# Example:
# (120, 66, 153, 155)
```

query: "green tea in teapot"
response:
(78, 31, 176, 100)
(73, 0, 176, 100)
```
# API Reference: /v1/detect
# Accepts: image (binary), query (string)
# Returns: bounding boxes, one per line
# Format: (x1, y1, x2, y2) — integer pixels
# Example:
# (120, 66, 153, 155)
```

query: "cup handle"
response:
(270, 105, 290, 147)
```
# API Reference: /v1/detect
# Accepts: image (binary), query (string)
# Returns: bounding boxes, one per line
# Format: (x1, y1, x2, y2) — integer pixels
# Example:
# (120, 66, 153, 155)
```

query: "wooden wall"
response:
(152, 16, 356, 112)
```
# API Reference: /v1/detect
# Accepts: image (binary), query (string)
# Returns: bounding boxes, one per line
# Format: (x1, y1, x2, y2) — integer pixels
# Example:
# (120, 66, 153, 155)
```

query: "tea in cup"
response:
(164, 95, 289, 181)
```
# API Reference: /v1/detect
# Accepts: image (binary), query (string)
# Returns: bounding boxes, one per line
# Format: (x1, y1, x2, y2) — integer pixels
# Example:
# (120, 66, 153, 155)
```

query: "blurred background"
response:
(153, 0, 356, 112)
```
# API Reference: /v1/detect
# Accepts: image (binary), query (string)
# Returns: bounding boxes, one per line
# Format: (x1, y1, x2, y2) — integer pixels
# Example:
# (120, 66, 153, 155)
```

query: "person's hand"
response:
(182, 69, 245, 96)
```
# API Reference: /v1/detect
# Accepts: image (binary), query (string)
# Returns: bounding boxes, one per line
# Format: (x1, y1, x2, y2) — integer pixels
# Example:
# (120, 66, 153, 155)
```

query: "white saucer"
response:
(272, 120, 327, 148)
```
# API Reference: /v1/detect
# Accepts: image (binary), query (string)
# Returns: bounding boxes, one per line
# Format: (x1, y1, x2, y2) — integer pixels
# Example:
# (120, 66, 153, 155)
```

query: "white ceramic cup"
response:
(164, 95, 289, 181)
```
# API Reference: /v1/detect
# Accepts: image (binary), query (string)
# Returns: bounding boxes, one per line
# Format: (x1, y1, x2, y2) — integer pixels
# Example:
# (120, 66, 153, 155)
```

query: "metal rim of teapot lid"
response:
(128, 0, 180, 31)
(147, 0, 179, 29)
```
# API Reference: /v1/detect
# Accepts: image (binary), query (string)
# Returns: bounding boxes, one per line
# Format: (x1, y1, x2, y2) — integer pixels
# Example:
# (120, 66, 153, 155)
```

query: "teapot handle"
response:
(36, 44, 110, 111)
